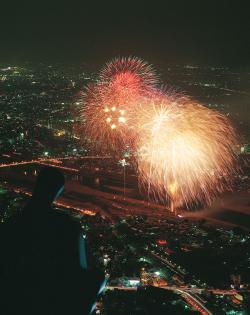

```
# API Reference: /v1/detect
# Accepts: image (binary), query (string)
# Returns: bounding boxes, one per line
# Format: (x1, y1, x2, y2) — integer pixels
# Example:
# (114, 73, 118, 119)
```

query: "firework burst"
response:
(99, 56, 158, 88)
(81, 57, 158, 151)
(136, 93, 239, 209)
(78, 57, 239, 211)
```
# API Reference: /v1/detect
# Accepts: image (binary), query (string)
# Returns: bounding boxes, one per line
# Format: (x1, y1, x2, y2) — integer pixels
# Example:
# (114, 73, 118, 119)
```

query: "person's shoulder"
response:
(51, 208, 81, 231)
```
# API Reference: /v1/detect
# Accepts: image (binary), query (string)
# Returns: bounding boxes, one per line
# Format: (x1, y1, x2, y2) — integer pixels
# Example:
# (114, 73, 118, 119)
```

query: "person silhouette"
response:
(0, 166, 105, 315)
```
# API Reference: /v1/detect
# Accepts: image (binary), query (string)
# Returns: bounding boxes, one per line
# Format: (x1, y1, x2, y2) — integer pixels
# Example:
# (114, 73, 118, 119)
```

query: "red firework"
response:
(99, 56, 158, 89)
(81, 57, 158, 151)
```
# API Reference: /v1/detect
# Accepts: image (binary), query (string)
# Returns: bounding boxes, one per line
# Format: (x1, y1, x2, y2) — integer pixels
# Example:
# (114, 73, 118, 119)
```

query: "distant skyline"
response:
(0, 1, 250, 67)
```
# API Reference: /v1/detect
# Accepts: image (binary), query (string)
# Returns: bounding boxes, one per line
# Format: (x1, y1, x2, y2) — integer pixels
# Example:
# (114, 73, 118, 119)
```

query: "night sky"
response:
(1, 1, 250, 67)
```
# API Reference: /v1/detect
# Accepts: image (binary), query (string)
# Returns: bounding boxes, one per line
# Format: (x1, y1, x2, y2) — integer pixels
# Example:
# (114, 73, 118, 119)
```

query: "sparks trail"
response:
(80, 57, 158, 151)
(137, 92, 239, 210)
(99, 56, 158, 88)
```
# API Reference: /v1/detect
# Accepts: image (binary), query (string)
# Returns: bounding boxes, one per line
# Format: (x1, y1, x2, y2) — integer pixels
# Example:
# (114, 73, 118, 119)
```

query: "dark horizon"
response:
(1, 1, 250, 67)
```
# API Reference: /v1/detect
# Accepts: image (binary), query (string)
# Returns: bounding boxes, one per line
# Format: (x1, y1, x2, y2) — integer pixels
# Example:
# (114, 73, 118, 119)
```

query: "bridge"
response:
(0, 156, 111, 172)
(11, 187, 96, 217)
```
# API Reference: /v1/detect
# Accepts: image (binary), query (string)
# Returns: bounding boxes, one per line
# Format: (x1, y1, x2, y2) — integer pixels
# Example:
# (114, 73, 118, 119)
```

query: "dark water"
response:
(209, 208, 250, 229)
(1, 164, 250, 229)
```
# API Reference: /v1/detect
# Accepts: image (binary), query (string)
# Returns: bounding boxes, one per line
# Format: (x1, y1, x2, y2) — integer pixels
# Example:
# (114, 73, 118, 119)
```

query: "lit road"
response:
(106, 285, 213, 315)
(0, 156, 110, 171)
(106, 285, 240, 295)
(106, 284, 247, 315)
(0, 158, 78, 172)
(150, 252, 186, 278)
(175, 289, 213, 315)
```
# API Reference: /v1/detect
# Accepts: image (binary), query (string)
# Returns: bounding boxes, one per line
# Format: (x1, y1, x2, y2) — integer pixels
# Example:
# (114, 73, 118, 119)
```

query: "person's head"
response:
(31, 167, 65, 206)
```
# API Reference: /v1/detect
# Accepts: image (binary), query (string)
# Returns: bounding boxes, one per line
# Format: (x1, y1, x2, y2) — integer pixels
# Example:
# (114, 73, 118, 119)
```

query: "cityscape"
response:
(0, 61, 250, 315)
